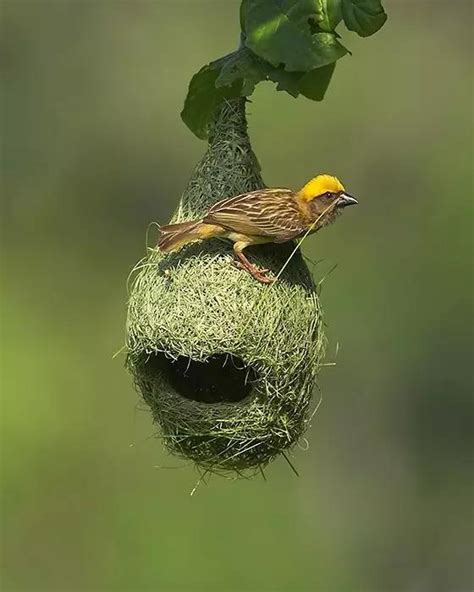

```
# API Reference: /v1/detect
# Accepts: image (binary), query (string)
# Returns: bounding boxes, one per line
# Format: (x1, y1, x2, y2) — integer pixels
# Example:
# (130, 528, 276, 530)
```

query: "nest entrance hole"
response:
(144, 353, 257, 404)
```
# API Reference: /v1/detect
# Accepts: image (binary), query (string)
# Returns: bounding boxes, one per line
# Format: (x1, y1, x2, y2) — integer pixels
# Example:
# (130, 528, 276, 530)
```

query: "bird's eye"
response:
(325, 192, 333, 199)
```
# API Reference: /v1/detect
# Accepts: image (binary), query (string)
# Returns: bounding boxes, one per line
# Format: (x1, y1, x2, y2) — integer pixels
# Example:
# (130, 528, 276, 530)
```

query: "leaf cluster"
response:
(182, 0, 387, 138)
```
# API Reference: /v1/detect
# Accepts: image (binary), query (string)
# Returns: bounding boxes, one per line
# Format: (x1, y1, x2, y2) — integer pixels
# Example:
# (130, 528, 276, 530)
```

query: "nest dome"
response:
(126, 99, 326, 474)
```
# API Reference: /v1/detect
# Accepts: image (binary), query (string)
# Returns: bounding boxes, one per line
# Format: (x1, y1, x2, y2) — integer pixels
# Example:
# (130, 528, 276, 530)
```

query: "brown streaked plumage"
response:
(158, 174, 358, 283)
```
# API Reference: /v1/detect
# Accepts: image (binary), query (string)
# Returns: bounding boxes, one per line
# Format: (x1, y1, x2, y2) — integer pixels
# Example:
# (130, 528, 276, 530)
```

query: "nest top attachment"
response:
(126, 99, 326, 475)
(173, 98, 264, 222)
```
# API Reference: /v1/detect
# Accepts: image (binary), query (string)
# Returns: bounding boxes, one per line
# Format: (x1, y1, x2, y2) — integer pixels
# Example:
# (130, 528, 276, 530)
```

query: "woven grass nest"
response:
(126, 99, 326, 475)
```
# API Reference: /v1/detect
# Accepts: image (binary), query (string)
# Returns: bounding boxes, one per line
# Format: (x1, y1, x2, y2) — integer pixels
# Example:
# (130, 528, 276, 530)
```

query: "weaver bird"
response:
(158, 174, 357, 283)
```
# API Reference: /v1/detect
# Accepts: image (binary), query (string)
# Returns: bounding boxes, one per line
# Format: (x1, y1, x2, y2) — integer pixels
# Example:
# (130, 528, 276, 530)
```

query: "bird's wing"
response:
(203, 189, 305, 241)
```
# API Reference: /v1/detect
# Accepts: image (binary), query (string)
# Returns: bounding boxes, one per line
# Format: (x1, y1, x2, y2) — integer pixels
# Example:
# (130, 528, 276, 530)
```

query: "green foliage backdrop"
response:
(1, 1, 472, 591)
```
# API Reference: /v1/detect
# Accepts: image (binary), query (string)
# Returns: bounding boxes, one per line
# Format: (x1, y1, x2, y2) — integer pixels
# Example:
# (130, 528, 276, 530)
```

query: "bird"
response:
(157, 174, 358, 283)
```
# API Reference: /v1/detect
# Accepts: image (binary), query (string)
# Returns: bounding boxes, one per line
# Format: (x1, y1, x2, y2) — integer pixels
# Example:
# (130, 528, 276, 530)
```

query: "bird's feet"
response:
(233, 259, 275, 284)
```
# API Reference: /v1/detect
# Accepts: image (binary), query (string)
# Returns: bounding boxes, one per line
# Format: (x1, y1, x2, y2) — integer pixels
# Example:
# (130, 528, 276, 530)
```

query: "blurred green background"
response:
(1, 1, 472, 591)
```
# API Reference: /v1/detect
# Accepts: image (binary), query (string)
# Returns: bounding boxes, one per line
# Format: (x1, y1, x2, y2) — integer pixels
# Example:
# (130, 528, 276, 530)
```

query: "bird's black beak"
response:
(337, 192, 358, 208)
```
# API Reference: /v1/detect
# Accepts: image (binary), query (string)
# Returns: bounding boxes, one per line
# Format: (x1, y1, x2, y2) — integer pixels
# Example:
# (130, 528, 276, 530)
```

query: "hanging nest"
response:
(126, 99, 326, 474)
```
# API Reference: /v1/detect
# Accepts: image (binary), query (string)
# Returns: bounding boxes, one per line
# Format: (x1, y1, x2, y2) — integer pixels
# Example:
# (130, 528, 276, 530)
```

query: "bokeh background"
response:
(1, 1, 472, 591)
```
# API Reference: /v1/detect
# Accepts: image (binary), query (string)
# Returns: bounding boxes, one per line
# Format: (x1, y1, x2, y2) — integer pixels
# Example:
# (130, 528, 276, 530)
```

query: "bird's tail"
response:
(157, 219, 203, 253)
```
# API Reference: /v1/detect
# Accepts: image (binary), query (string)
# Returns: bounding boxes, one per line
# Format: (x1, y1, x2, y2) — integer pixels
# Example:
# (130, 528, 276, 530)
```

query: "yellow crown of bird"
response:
(298, 174, 345, 201)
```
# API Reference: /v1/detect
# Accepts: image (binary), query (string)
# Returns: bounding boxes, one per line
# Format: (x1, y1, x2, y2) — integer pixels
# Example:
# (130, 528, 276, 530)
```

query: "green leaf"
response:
(215, 47, 303, 99)
(311, 31, 348, 68)
(298, 61, 336, 100)
(266, 62, 335, 100)
(215, 48, 266, 96)
(182, 45, 340, 138)
(181, 64, 242, 139)
(341, 0, 387, 37)
(215, 46, 334, 101)
(215, 47, 301, 98)
(266, 67, 302, 97)
(315, 0, 342, 32)
(243, 0, 348, 71)
(183, 1, 388, 138)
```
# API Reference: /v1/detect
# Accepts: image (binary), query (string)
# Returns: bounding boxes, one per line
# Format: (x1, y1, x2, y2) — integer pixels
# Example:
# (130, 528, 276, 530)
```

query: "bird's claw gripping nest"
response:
(233, 259, 275, 284)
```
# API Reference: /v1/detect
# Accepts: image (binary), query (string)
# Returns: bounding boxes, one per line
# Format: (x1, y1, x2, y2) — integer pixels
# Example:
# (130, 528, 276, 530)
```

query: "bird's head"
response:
(297, 174, 358, 210)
